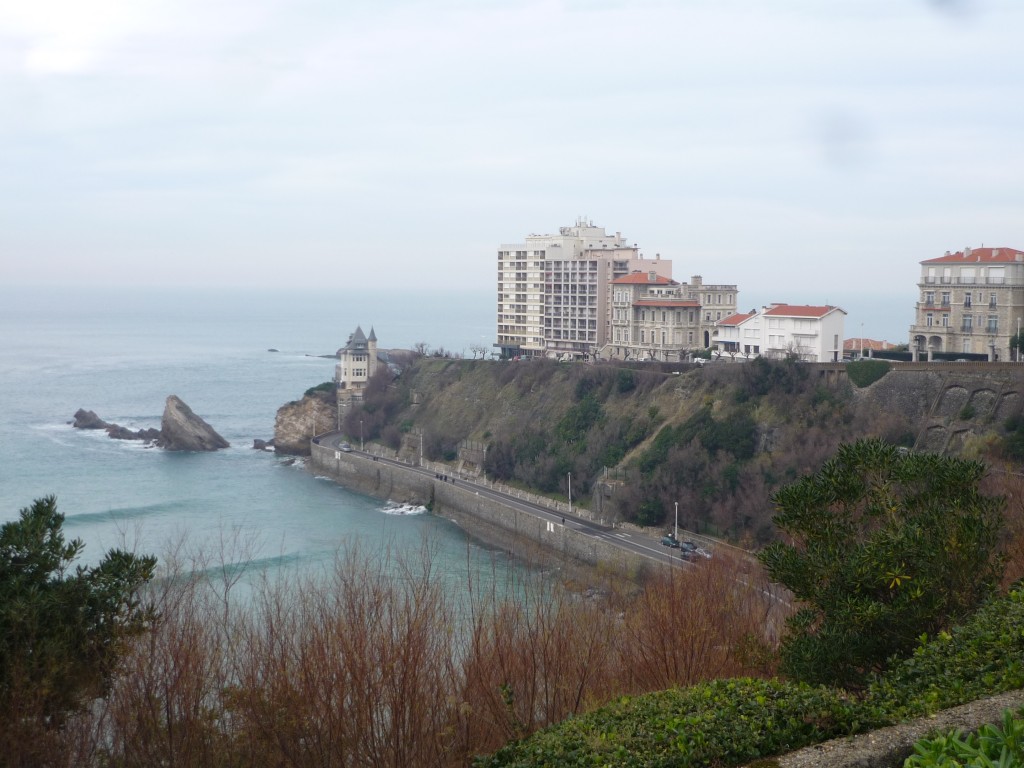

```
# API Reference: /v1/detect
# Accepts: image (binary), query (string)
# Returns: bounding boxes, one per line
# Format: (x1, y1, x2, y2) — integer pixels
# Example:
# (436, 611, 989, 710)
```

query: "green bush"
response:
(904, 708, 1024, 767)
(474, 678, 877, 768)
(867, 584, 1024, 720)
(760, 439, 1005, 689)
(845, 359, 891, 388)
(304, 380, 335, 397)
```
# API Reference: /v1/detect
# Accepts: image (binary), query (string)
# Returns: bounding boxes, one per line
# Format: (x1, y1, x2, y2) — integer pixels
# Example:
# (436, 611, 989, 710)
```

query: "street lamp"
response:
(567, 472, 572, 516)
(360, 418, 364, 451)
(674, 501, 679, 541)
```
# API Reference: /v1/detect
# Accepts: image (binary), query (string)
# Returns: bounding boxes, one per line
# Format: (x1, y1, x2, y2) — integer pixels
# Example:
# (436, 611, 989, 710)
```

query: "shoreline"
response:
(307, 440, 657, 584)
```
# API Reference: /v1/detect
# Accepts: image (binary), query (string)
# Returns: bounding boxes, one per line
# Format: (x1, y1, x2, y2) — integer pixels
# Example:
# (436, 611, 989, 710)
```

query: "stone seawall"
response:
(310, 442, 654, 578)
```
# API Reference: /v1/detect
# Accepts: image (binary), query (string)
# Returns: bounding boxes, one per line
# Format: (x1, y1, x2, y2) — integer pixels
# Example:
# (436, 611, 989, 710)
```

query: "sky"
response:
(2, 0, 1022, 341)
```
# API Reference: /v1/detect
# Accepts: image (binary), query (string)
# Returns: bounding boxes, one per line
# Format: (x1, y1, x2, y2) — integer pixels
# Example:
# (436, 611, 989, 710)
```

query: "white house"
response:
(715, 304, 846, 362)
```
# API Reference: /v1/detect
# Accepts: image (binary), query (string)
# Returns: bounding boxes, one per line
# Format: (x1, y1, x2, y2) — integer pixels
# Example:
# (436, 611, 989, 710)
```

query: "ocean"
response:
(0, 286, 504, 583)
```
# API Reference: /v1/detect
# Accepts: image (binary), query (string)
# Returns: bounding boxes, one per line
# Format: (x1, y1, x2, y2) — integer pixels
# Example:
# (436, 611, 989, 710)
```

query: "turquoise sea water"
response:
(0, 286, 504, 583)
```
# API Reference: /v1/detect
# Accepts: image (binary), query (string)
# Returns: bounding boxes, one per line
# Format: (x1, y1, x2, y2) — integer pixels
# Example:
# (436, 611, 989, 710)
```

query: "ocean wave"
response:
(65, 499, 192, 526)
(381, 502, 428, 516)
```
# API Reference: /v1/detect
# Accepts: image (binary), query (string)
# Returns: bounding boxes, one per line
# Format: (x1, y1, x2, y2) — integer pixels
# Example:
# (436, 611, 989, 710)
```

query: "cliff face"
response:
(273, 391, 336, 456)
(288, 359, 1024, 541)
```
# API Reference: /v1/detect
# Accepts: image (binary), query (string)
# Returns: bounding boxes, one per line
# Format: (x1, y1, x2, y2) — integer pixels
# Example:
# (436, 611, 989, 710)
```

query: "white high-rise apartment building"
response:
(496, 219, 672, 358)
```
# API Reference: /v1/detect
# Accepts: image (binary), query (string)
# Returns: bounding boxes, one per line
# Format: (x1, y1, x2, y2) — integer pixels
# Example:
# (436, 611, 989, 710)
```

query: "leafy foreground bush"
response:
(868, 583, 1024, 720)
(905, 708, 1024, 768)
(760, 439, 1005, 689)
(478, 585, 1024, 767)
(474, 678, 879, 768)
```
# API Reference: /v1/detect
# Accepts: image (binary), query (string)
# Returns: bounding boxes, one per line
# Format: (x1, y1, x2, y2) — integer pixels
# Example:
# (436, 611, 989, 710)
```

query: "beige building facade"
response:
(605, 273, 738, 361)
(496, 219, 673, 358)
(909, 247, 1024, 361)
(335, 325, 378, 405)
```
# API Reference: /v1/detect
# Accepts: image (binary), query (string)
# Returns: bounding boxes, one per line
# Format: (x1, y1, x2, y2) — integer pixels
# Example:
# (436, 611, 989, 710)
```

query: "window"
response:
(941, 315, 949, 327)
(988, 316, 998, 333)
(941, 291, 951, 306)
(926, 314, 933, 327)
(989, 293, 997, 308)
(705, 312, 711, 322)
(964, 292, 972, 308)
(924, 291, 935, 305)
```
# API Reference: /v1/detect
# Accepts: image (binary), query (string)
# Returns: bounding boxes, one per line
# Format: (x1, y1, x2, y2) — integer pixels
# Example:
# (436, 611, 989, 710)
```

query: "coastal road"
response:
(314, 432, 696, 569)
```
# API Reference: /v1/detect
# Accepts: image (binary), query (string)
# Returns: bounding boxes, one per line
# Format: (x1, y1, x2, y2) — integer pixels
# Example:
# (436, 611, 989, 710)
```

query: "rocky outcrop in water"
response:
(72, 397, 228, 451)
(157, 395, 229, 451)
(273, 391, 335, 456)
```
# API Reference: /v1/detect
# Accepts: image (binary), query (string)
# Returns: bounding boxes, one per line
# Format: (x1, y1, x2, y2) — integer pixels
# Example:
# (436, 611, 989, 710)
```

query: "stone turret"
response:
(335, 325, 380, 423)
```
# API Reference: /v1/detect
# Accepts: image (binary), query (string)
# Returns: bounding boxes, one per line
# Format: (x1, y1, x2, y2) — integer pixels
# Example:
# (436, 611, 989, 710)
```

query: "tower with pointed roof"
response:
(335, 325, 379, 412)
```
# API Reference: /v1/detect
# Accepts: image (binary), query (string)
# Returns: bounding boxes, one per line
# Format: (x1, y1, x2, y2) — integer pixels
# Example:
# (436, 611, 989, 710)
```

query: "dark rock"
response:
(157, 396, 230, 452)
(73, 409, 109, 430)
(106, 425, 144, 440)
(268, 348, 279, 353)
(253, 438, 275, 451)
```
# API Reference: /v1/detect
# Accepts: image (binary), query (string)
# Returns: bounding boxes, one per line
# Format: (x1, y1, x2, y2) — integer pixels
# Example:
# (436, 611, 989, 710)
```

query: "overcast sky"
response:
(2, 0, 1021, 339)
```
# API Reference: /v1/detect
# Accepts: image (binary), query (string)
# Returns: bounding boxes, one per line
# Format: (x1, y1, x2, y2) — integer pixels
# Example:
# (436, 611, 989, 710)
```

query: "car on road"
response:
(660, 535, 680, 548)
(339, 442, 352, 452)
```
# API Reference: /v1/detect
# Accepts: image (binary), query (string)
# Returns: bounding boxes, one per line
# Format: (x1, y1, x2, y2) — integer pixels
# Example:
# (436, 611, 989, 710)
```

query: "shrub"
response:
(845, 360, 891, 388)
(616, 369, 636, 393)
(304, 381, 335, 397)
(760, 439, 1005, 689)
(904, 708, 1024, 767)
(0, 498, 157, 762)
(867, 584, 1024, 719)
(475, 678, 877, 768)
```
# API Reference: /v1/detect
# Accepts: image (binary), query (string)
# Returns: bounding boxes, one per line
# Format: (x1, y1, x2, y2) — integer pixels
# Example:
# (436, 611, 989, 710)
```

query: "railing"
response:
(961, 324, 974, 333)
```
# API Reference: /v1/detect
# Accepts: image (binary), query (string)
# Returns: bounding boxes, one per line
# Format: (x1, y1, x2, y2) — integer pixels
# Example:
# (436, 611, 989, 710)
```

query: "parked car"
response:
(339, 442, 352, 452)
(660, 535, 680, 548)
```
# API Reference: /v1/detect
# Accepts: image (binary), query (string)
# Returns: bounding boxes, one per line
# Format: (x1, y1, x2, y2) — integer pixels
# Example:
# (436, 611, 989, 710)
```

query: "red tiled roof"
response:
(922, 247, 1024, 265)
(633, 299, 700, 308)
(612, 273, 676, 285)
(762, 304, 843, 318)
(717, 312, 754, 326)
(843, 338, 894, 351)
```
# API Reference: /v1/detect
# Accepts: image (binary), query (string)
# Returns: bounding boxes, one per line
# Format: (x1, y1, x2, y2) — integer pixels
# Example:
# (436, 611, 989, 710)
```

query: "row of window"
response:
(923, 290, 1000, 307)
(923, 314, 998, 332)
(613, 329, 697, 345)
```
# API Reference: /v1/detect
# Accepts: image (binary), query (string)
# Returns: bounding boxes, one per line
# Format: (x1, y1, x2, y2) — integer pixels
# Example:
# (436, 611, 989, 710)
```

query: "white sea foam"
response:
(381, 502, 428, 516)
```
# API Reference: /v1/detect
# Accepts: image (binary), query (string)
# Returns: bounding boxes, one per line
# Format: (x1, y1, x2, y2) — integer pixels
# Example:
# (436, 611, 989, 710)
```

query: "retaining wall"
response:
(310, 442, 653, 578)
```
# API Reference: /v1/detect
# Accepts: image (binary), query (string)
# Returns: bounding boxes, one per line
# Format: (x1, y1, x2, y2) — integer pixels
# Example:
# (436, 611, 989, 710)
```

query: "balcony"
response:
(960, 324, 974, 333)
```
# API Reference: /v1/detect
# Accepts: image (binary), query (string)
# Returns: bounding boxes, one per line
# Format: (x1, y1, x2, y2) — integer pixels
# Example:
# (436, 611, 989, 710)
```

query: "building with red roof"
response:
(496, 219, 673, 359)
(604, 271, 738, 362)
(909, 246, 1024, 361)
(713, 303, 846, 361)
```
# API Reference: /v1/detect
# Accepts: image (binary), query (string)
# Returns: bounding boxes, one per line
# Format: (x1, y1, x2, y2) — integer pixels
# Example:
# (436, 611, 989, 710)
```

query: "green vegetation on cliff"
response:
(342, 358, 918, 543)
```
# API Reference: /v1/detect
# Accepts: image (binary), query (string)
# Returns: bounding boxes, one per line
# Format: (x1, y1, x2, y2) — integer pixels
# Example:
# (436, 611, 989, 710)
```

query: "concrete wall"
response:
(310, 442, 652, 578)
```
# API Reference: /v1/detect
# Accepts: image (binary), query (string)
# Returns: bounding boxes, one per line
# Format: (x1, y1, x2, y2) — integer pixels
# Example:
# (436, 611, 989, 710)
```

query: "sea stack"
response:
(157, 395, 230, 451)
